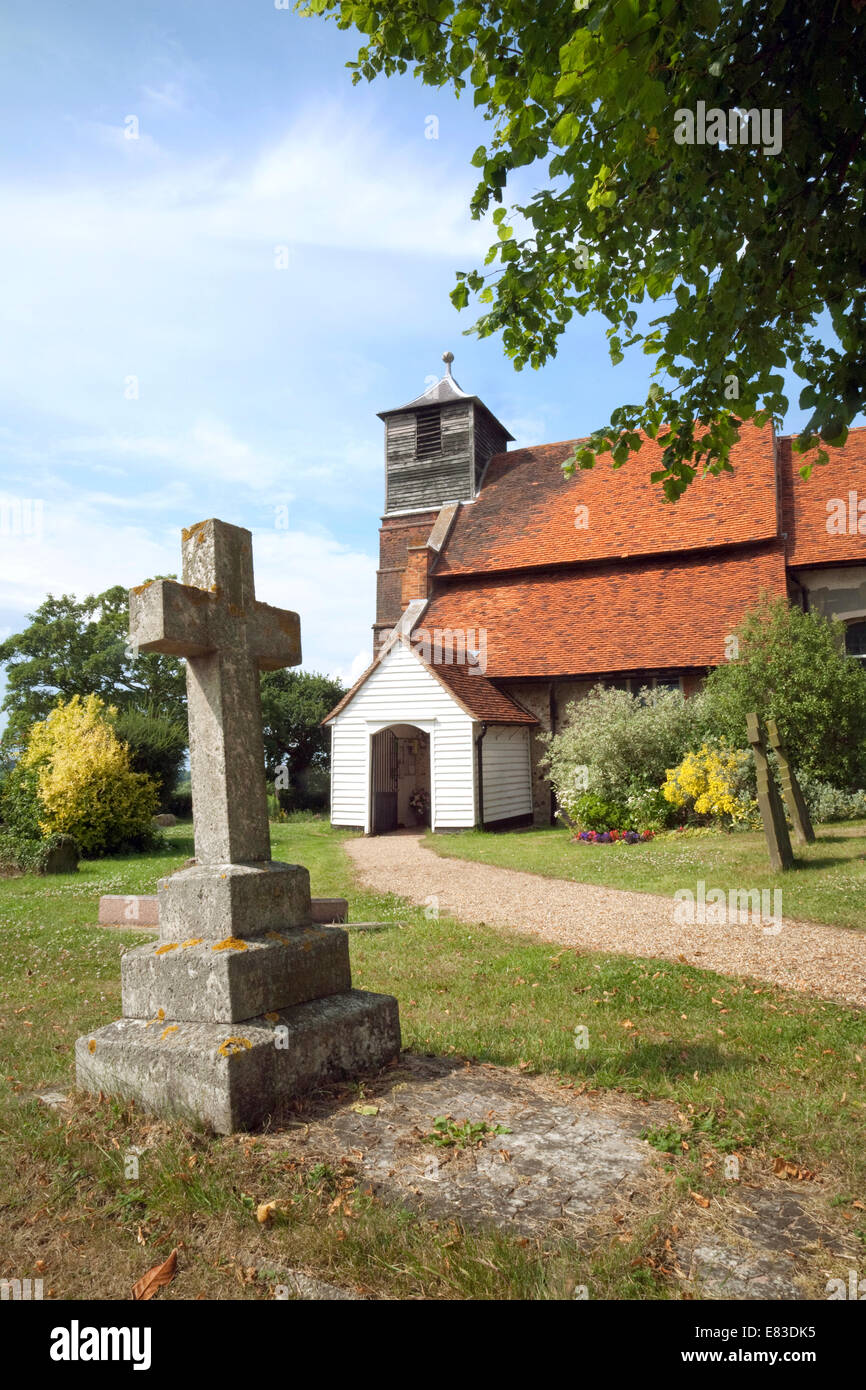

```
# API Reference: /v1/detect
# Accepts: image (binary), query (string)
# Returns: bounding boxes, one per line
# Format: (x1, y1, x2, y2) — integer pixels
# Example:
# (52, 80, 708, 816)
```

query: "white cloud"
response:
(0, 488, 376, 683)
(62, 419, 288, 489)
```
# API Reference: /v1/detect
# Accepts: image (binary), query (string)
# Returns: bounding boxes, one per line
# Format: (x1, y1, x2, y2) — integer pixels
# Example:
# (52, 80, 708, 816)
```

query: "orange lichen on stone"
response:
(145, 1008, 166, 1029)
(218, 1036, 252, 1057)
(131, 581, 154, 595)
(160, 1025, 179, 1041)
(88, 1039, 96, 1053)
(155, 943, 178, 956)
(264, 1012, 280, 1023)
(212, 937, 248, 952)
(265, 930, 289, 945)
(228, 604, 245, 619)
(180, 938, 203, 949)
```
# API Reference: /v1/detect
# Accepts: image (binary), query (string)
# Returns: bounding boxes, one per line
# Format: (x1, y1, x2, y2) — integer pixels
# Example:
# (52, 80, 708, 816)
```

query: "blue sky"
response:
(0, 0, 848, 703)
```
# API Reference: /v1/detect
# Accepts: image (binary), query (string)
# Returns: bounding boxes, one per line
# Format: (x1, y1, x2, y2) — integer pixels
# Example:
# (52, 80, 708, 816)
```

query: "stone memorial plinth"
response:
(76, 519, 399, 1132)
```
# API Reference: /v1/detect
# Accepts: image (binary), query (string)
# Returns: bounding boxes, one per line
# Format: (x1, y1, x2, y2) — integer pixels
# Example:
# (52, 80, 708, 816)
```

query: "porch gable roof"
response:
(322, 634, 537, 727)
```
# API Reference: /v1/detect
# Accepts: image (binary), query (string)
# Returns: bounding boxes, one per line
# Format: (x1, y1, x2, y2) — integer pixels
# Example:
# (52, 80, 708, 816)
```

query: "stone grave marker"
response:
(766, 718, 815, 845)
(746, 712, 795, 872)
(76, 518, 400, 1132)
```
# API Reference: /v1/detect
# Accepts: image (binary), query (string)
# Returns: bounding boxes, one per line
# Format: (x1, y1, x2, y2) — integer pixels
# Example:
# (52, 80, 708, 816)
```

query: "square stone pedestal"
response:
(75, 860, 401, 1132)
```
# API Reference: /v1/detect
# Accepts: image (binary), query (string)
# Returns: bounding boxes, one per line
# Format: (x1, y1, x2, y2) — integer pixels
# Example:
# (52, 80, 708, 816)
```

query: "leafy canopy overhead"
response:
(301, 0, 866, 496)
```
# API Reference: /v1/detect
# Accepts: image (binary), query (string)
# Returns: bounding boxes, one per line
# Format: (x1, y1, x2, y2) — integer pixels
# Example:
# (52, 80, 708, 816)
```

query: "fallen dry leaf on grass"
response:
(256, 1199, 291, 1224)
(690, 1191, 711, 1209)
(132, 1249, 178, 1301)
(773, 1157, 816, 1181)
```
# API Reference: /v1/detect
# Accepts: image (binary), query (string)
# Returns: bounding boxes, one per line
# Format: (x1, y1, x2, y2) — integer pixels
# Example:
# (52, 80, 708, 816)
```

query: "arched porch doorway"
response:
(370, 724, 431, 834)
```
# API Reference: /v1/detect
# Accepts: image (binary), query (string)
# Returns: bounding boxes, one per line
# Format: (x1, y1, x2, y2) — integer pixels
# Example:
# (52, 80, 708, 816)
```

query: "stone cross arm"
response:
(127, 520, 301, 866)
(129, 580, 301, 670)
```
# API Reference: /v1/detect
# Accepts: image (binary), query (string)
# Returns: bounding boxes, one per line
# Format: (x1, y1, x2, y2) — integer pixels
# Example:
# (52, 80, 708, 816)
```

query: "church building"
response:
(324, 354, 866, 834)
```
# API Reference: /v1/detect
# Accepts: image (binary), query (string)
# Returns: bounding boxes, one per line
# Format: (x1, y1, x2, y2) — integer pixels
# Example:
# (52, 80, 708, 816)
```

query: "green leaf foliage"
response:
(702, 597, 866, 786)
(299, 0, 866, 492)
(0, 586, 187, 756)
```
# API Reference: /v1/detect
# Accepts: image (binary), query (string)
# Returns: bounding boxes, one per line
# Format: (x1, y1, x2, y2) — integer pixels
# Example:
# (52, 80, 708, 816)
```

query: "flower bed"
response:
(571, 828, 655, 844)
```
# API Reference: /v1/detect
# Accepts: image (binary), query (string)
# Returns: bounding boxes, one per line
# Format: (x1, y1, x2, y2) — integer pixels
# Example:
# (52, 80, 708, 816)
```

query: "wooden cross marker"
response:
(746, 712, 795, 872)
(766, 718, 815, 845)
(129, 519, 301, 866)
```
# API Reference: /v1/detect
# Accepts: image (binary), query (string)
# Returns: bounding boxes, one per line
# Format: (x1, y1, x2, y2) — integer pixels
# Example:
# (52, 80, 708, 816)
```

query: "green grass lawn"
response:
(426, 821, 866, 932)
(1, 816, 864, 1301)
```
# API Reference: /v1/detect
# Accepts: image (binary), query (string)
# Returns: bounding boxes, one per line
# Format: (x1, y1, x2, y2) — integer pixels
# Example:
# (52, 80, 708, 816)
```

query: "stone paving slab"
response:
(253, 1055, 858, 1299)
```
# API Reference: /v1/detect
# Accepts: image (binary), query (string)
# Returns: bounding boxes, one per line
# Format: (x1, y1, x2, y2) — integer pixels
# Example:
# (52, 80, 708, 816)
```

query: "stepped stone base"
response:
(75, 990, 400, 1134)
(121, 926, 351, 1024)
(98, 894, 349, 927)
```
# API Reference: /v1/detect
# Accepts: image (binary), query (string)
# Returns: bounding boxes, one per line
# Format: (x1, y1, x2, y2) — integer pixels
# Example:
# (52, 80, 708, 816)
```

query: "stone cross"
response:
(129, 519, 300, 865)
(746, 712, 795, 872)
(766, 718, 815, 845)
(76, 516, 399, 1134)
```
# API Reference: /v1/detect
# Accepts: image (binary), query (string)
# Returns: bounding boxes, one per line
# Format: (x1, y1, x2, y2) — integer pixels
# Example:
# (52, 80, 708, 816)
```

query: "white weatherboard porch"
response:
(327, 639, 532, 834)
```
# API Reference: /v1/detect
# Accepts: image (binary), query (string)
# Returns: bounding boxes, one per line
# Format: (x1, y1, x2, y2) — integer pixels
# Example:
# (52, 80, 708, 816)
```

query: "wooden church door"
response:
(370, 729, 399, 833)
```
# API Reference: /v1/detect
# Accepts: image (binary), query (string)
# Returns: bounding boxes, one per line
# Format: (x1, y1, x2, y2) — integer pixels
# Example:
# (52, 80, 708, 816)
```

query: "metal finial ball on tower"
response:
(442, 350, 454, 375)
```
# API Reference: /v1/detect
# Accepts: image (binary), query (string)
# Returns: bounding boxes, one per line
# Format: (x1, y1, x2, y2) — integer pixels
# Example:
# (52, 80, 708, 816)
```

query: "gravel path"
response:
(346, 832, 866, 1010)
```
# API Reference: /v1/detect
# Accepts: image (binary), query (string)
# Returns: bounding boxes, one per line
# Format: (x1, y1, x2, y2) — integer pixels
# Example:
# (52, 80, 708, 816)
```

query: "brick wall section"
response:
(375, 510, 439, 649)
(401, 546, 431, 607)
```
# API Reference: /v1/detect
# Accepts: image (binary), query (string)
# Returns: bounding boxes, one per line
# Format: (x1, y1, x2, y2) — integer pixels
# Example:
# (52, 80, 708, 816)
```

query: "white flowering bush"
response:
(542, 684, 709, 826)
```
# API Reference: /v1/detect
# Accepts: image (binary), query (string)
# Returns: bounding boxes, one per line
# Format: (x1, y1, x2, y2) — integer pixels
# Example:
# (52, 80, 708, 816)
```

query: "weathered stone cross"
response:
(130, 518, 300, 865)
(77, 516, 399, 1133)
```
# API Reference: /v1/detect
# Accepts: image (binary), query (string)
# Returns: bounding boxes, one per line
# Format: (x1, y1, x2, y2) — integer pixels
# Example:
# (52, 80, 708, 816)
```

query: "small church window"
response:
(846, 620, 866, 662)
(415, 406, 442, 458)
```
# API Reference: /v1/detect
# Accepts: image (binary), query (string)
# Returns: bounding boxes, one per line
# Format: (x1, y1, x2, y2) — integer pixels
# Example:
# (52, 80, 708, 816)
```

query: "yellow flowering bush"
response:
(662, 742, 758, 828)
(20, 694, 158, 854)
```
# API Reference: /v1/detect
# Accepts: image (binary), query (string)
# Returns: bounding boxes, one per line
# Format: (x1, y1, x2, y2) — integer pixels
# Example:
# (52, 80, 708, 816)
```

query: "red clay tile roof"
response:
(420, 544, 789, 679)
(431, 661, 537, 723)
(436, 421, 780, 576)
(321, 637, 536, 725)
(781, 428, 866, 567)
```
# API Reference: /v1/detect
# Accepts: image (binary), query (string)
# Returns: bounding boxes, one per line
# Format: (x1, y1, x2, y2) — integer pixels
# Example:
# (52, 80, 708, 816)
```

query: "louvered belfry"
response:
(378, 352, 513, 515)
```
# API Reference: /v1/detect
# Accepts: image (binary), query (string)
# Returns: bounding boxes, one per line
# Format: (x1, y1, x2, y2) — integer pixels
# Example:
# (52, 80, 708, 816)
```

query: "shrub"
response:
(543, 683, 708, 817)
(17, 694, 159, 855)
(164, 780, 192, 819)
(0, 829, 79, 875)
(110, 708, 187, 807)
(797, 774, 866, 824)
(702, 597, 866, 786)
(568, 792, 633, 831)
(662, 741, 759, 829)
(0, 760, 44, 842)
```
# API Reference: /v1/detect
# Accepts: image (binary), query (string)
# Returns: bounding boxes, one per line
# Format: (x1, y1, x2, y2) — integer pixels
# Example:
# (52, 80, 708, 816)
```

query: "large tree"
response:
(702, 597, 866, 787)
(260, 669, 346, 808)
(0, 587, 187, 754)
(302, 0, 866, 496)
